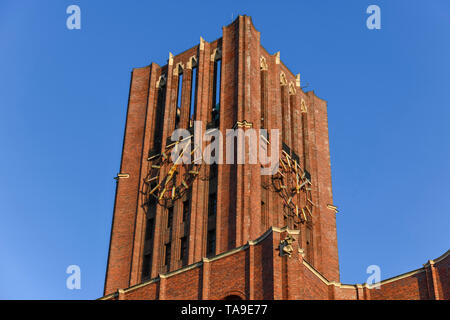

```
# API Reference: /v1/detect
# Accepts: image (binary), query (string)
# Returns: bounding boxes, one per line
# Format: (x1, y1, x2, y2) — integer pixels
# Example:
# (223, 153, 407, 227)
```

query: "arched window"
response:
(189, 65, 198, 128)
(153, 74, 167, 153)
(174, 63, 184, 130)
(280, 72, 289, 145)
(207, 47, 222, 129)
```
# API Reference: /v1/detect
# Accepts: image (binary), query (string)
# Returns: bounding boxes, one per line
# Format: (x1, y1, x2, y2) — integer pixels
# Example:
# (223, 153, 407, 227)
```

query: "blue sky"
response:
(0, 0, 449, 299)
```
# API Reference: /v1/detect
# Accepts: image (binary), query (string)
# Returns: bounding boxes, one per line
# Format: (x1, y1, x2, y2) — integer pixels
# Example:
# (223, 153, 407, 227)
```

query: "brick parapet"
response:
(101, 227, 449, 300)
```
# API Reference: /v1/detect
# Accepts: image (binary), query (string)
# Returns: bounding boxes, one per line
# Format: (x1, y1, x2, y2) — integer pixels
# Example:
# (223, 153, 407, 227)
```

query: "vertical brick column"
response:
(363, 286, 371, 300)
(189, 39, 212, 263)
(327, 285, 335, 300)
(307, 92, 339, 282)
(117, 289, 126, 300)
(248, 243, 256, 299)
(260, 63, 270, 231)
(425, 260, 440, 300)
(218, 20, 239, 252)
(151, 54, 176, 277)
(104, 66, 151, 295)
(272, 229, 283, 300)
(280, 82, 290, 147)
(129, 63, 161, 285)
(355, 284, 365, 300)
(245, 17, 263, 243)
(306, 93, 323, 276)
(180, 65, 193, 128)
(429, 262, 441, 300)
(159, 276, 167, 300)
(171, 65, 193, 271)
(232, 16, 263, 246)
(269, 52, 284, 228)
(202, 258, 211, 300)
(286, 230, 302, 299)
(295, 91, 307, 252)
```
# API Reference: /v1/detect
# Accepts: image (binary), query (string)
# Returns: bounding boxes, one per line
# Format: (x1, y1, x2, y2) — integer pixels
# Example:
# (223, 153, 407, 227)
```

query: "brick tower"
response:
(103, 15, 339, 299)
(101, 16, 449, 300)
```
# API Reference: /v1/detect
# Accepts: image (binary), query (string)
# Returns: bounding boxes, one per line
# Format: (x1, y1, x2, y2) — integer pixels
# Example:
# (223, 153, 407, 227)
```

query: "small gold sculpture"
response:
(279, 234, 296, 258)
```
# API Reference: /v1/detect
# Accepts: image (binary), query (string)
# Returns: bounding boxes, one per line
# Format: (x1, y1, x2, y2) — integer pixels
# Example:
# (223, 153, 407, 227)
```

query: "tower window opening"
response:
(207, 229, 216, 256)
(164, 243, 171, 267)
(145, 218, 154, 240)
(208, 193, 217, 217)
(211, 59, 221, 128)
(210, 163, 218, 179)
(260, 69, 267, 129)
(167, 206, 174, 229)
(175, 73, 183, 129)
(182, 200, 190, 222)
(180, 236, 188, 263)
(141, 253, 151, 279)
(154, 80, 166, 152)
(189, 67, 198, 128)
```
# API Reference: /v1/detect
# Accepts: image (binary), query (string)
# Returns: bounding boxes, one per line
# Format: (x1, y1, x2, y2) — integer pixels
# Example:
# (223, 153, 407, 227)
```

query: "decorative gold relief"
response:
(142, 138, 202, 208)
(275, 51, 280, 65)
(278, 234, 296, 258)
(114, 173, 130, 180)
(301, 99, 308, 113)
(173, 62, 185, 76)
(289, 82, 296, 95)
(260, 56, 268, 71)
(272, 150, 313, 227)
(233, 120, 253, 129)
(280, 72, 287, 86)
(327, 204, 338, 213)
(210, 47, 222, 62)
(186, 56, 198, 70)
(156, 74, 167, 88)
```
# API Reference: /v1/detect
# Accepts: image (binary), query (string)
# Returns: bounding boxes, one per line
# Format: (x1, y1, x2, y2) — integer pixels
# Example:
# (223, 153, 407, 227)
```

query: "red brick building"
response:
(101, 16, 449, 300)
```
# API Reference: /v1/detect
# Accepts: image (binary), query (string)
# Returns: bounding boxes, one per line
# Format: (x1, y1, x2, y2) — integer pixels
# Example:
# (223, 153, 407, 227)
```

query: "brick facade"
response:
(102, 16, 449, 300)
(102, 226, 449, 300)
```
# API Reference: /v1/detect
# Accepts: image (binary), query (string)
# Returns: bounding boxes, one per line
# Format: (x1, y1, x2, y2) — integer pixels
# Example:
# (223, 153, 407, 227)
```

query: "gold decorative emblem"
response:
(233, 120, 253, 129)
(272, 149, 313, 226)
(142, 137, 202, 209)
(278, 234, 296, 258)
